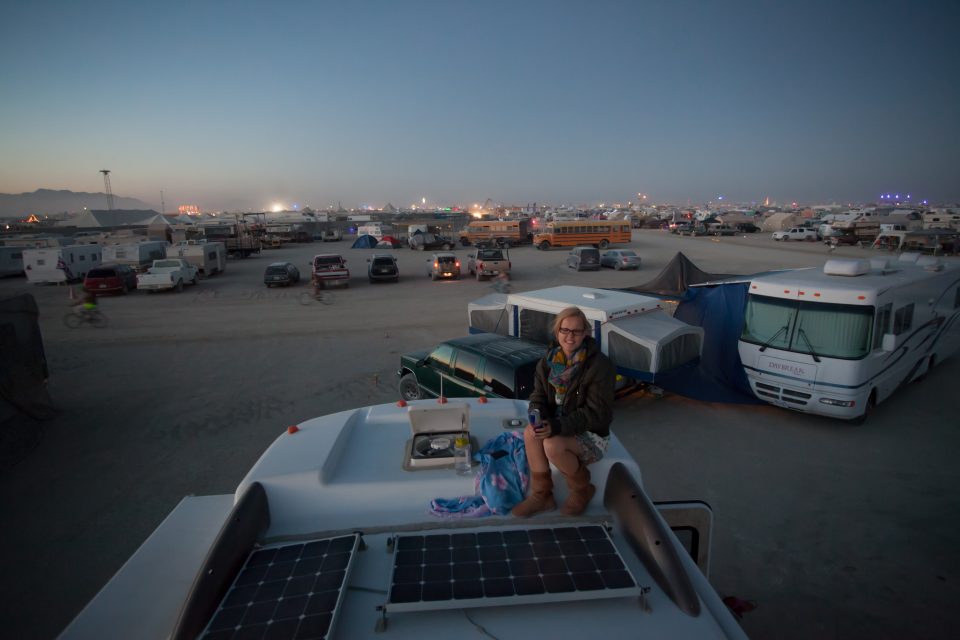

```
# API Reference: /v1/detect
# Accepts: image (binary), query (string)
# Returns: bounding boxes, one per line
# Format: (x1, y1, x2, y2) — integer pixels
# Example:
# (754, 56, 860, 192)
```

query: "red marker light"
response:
(396, 399, 407, 407)
(478, 396, 488, 403)
(438, 396, 448, 404)
(287, 425, 300, 434)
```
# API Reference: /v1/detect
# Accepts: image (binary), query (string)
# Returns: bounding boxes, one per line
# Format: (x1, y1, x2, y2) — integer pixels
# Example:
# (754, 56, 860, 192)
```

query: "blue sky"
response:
(1, 0, 957, 210)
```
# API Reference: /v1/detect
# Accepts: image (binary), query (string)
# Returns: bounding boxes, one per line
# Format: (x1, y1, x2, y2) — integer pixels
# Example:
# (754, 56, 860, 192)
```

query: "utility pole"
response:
(160, 190, 165, 216)
(100, 169, 114, 210)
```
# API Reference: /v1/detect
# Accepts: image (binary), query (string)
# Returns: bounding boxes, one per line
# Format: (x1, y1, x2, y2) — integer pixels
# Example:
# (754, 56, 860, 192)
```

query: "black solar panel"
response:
(199, 534, 359, 640)
(386, 525, 640, 613)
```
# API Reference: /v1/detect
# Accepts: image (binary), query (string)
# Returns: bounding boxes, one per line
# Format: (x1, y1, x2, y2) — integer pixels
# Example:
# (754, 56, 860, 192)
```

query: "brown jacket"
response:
(528, 337, 615, 438)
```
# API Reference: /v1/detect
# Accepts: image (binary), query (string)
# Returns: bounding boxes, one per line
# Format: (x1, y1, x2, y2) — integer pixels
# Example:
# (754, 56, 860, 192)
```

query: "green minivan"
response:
(398, 334, 547, 401)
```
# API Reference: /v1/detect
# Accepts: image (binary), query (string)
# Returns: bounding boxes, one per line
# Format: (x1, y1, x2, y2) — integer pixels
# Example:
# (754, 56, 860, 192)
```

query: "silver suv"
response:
(427, 252, 461, 280)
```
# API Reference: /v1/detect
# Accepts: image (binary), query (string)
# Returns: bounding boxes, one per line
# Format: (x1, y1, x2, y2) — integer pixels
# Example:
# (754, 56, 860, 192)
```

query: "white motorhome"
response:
(0, 246, 26, 277)
(738, 257, 960, 422)
(101, 241, 167, 272)
(166, 241, 227, 276)
(23, 245, 102, 283)
(468, 285, 703, 383)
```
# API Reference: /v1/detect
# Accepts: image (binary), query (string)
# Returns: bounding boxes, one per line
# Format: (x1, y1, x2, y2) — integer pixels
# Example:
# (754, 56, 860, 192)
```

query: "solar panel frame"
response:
(198, 533, 360, 640)
(384, 525, 642, 614)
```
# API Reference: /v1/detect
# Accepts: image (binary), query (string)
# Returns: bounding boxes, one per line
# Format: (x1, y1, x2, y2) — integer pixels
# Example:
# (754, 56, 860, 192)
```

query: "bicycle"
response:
(63, 307, 109, 328)
(298, 288, 334, 306)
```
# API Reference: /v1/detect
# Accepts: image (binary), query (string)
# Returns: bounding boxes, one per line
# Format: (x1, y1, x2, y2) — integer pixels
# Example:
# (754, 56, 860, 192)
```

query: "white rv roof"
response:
(506, 286, 663, 322)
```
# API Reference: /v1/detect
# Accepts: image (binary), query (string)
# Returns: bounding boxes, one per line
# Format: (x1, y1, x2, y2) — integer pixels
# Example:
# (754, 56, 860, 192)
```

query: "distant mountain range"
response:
(0, 189, 156, 218)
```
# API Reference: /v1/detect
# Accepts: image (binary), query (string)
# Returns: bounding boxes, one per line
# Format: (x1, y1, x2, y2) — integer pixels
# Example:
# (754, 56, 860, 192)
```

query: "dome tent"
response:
(351, 234, 378, 248)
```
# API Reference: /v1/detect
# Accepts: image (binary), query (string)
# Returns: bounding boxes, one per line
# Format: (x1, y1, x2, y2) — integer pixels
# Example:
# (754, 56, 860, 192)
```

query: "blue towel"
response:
(429, 431, 530, 518)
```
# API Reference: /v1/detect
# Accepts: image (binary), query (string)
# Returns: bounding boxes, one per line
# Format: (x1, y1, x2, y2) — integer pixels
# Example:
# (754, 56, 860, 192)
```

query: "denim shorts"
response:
(574, 431, 609, 465)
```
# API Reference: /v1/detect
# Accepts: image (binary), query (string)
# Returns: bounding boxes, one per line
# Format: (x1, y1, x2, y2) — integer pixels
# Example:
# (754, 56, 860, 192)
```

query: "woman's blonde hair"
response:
(552, 306, 589, 335)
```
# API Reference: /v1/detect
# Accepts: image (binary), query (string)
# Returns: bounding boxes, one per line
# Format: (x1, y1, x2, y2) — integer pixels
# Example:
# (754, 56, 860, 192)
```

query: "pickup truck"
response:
(136, 259, 199, 292)
(311, 253, 350, 288)
(772, 227, 819, 242)
(467, 247, 511, 280)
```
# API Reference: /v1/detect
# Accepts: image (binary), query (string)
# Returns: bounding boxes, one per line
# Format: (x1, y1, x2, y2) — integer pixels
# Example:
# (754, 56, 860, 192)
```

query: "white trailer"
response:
(738, 257, 960, 422)
(165, 241, 226, 276)
(23, 245, 102, 284)
(101, 241, 167, 272)
(0, 246, 26, 277)
(468, 285, 703, 382)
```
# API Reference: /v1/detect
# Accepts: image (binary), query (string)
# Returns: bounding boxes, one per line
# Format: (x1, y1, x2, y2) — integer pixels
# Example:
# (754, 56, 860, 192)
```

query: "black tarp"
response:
(624, 251, 731, 298)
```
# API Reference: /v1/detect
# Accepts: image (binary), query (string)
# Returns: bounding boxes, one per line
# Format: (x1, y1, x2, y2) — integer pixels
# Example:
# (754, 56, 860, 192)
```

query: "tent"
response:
(625, 252, 731, 298)
(621, 253, 764, 404)
(760, 212, 802, 231)
(377, 236, 401, 248)
(351, 234, 378, 248)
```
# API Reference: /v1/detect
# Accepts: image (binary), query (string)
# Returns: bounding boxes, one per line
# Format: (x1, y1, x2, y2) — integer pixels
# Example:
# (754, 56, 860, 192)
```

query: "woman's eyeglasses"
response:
(557, 328, 586, 336)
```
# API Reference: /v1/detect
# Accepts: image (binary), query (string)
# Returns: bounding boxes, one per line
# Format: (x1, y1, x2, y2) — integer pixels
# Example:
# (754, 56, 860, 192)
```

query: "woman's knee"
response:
(543, 436, 574, 459)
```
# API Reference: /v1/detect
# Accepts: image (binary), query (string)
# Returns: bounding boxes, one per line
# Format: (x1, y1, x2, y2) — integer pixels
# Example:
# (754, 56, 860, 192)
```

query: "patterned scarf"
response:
(547, 345, 587, 410)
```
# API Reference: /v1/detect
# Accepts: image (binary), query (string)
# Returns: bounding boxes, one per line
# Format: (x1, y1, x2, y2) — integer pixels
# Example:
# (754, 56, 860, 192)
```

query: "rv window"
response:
(893, 304, 914, 335)
(743, 294, 873, 359)
(79, 255, 85, 261)
(453, 351, 481, 384)
(37, 259, 45, 265)
(427, 344, 454, 371)
(207, 251, 216, 259)
(873, 304, 892, 349)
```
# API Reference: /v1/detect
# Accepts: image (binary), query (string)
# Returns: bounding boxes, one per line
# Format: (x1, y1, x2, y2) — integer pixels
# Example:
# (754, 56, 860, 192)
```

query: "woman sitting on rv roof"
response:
(513, 306, 615, 517)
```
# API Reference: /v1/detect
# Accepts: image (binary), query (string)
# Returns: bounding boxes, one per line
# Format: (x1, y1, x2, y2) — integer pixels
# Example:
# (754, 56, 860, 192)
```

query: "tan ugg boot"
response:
(511, 471, 557, 517)
(560, 464, 596, 516)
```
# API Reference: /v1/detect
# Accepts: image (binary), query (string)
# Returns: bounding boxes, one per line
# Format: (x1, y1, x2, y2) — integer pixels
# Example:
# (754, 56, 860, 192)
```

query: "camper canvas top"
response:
(506, 286, 664, 322)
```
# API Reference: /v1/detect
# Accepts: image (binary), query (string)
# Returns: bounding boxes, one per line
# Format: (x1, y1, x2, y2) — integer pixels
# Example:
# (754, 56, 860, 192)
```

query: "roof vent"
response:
(869, 258, 899, 274)
(582, 292, 603, 300)
(916, 256, 944, 271)
(898, 252, 921, 264)
(823, 259, 870, 277)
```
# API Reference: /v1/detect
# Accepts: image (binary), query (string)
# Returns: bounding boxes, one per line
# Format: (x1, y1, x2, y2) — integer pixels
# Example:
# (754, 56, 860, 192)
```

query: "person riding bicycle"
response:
(76, 292, 98, 319)
(492, 272, 511, 294)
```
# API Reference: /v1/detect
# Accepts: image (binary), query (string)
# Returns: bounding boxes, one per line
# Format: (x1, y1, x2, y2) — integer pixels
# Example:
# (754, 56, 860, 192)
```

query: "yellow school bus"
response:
(458, 219, 532, 247)
(533, 220, 632, 250)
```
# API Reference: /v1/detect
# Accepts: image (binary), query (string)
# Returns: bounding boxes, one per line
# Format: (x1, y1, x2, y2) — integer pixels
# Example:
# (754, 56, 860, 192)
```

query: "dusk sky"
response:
(2, 0, 958, 211)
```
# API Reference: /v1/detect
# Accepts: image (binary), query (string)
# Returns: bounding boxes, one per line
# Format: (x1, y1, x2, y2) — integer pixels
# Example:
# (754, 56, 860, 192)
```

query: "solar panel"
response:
(385, 525, 641, 614)
(199, 533, 359, 640)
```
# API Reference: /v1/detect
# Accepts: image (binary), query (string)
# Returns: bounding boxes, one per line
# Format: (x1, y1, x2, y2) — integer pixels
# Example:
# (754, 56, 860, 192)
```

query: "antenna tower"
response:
(100, 169, 114, 210)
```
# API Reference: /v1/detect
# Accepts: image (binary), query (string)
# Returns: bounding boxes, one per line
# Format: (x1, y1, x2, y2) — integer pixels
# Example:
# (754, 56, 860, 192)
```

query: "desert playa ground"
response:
(1, 229, 958, 639)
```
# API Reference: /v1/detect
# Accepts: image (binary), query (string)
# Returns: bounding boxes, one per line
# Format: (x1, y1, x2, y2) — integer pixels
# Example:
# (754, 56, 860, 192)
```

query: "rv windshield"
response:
(741, 294, 874, 360)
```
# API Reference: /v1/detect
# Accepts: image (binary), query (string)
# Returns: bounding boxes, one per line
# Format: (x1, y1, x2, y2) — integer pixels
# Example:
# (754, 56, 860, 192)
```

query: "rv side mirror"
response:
(881, 334, 897, 352)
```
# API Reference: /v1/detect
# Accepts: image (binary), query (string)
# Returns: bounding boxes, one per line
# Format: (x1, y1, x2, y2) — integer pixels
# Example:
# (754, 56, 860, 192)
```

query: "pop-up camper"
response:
(468, 285, 703, 382)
